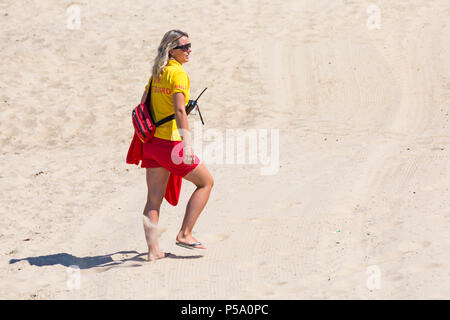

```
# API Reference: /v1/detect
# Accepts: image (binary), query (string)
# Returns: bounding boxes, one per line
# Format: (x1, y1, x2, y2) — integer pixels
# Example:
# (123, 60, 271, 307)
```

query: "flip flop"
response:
(175, 241, 204, 249)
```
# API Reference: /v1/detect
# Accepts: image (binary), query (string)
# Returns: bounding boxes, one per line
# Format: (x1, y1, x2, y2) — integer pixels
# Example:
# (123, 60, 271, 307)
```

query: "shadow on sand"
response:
(9, 250, 203, 270)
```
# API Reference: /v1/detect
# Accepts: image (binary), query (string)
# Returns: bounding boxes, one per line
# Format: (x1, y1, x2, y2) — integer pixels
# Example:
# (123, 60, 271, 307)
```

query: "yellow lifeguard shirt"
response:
(145, 59, 190, 141)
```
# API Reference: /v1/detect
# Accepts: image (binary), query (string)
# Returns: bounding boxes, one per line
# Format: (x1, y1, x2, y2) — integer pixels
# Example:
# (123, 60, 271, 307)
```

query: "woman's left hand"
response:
(183, 145, 195, 165)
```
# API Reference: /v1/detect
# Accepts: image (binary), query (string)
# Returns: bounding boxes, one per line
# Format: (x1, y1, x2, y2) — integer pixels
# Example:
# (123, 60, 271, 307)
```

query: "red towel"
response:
(126, 133, 182, 206)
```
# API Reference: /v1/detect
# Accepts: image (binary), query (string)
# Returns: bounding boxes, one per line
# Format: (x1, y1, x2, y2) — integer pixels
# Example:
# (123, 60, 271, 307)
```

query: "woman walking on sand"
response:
(138, 30, 213, 261)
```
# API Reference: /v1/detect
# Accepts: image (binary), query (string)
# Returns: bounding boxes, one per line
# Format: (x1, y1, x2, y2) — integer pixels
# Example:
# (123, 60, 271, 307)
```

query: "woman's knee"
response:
(199, 169, 214, 190)
(207, 174, 214, 190)
(184, 163, 213, 189)
(144, 196, 163, 214)
(198, 173, 213, 193)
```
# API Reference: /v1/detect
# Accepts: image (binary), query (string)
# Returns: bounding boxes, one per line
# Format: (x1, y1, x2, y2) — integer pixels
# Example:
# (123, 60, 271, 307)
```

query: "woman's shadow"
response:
(9, 250, 203, 270)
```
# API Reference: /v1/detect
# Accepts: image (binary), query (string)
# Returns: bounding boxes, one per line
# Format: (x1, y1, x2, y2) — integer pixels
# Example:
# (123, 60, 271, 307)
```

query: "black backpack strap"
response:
(146, 78, 175, 127)
(145, 79, 156, 124)
(155, 114, 175, 126)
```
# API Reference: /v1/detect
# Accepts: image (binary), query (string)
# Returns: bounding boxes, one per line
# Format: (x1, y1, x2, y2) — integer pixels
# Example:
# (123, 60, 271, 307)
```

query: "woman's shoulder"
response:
(165, 67, 189, 83)
(165, 64, 187, 75)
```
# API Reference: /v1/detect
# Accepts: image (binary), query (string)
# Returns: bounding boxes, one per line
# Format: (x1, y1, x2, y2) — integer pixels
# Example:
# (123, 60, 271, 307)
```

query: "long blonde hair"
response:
(151, 29, 188, 80)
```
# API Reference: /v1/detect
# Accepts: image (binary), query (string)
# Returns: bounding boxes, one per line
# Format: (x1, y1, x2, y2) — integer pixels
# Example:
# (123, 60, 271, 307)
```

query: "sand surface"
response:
(1, 0, 449, 299)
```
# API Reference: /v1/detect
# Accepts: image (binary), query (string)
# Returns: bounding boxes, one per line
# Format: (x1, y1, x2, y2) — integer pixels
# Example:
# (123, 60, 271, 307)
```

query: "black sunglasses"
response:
(173, 43, 191, 52)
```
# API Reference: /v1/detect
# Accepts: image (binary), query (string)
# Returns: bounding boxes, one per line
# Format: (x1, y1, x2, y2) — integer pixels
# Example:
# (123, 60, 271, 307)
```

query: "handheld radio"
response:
(186, 87, 207, 125)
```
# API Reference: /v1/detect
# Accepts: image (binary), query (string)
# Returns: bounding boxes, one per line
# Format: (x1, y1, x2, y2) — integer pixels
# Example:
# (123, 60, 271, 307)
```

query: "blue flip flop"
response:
(175, 241, 204, 249)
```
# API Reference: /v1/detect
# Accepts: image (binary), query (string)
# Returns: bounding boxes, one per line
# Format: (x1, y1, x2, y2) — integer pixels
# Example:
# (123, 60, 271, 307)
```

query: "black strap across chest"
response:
(146, 79, 176, 127)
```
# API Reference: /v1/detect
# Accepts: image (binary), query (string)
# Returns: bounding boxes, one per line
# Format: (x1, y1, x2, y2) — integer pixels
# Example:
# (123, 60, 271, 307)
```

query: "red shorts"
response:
(141, 137, 200, 177)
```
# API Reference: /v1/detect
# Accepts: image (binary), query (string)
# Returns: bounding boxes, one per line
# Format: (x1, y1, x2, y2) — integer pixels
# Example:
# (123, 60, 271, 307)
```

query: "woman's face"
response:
(169, 36, 191, 64)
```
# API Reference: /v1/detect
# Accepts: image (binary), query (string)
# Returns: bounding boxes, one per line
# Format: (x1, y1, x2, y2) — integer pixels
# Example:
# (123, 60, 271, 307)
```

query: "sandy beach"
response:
(1, 0, 449, 299)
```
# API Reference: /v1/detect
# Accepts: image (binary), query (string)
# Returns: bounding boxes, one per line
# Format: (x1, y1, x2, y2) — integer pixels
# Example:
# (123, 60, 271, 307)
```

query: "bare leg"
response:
(143, 167, 170, 261)
(176, 163, 214, 248)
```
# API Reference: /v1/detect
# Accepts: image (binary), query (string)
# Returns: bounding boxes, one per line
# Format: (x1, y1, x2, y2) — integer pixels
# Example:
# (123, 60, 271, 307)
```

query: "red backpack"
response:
(131, 79, 175, 143)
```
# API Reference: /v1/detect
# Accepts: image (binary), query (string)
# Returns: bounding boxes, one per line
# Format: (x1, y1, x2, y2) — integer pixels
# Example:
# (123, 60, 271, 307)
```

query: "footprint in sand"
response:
(202, 233, 229, 243)
(236, 260, 266, 271)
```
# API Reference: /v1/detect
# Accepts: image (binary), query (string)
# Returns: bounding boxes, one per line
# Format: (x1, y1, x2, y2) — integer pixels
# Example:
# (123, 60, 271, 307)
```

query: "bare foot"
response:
(147, 251, 167, 261)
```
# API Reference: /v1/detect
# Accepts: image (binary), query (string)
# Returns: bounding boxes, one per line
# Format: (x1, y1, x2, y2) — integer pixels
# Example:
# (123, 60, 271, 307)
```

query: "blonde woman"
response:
(140, 30, 214, 261)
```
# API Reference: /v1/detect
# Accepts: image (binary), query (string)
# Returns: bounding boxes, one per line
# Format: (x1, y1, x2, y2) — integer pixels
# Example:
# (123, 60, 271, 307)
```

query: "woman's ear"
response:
(168, 49, 174, 57)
